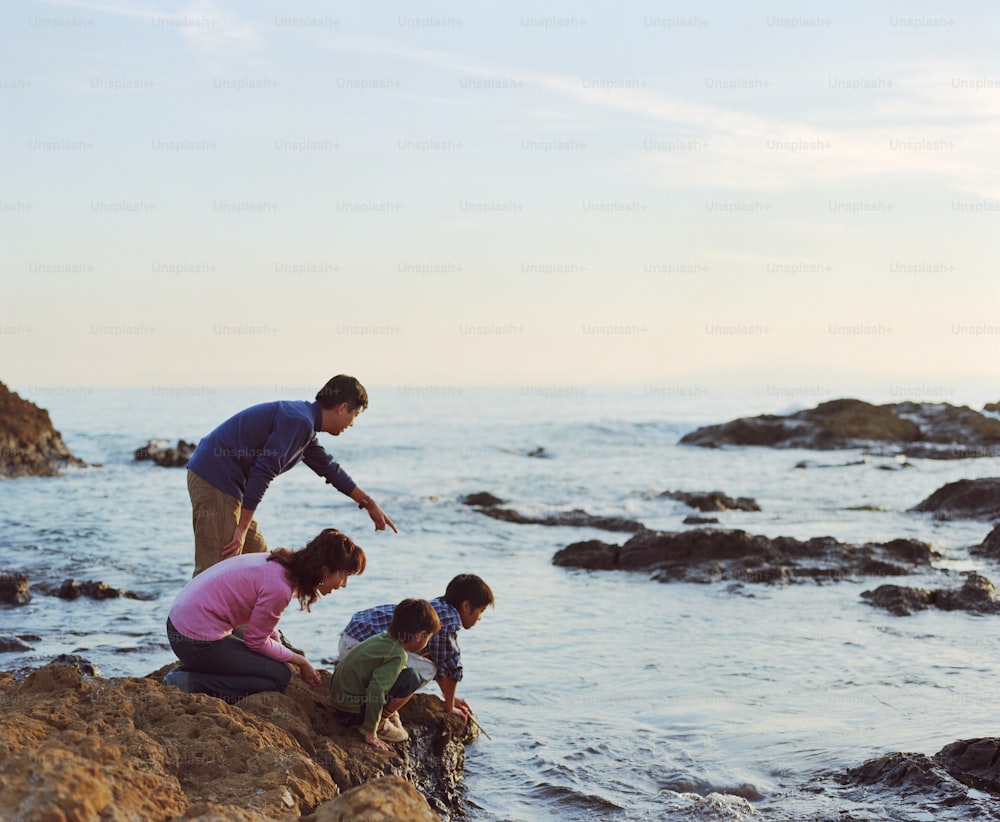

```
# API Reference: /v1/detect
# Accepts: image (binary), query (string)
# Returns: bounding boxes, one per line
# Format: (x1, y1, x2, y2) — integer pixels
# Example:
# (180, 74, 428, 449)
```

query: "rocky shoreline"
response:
(0, 661, 475, 821)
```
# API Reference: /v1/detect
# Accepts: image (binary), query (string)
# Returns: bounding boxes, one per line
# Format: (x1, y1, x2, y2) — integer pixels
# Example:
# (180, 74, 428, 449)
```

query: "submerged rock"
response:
(553, 528, 936, 584)
(660, 490, 761, 512)
(680, 398, 1000, 458)
(0, 663, 474, 820)
(861, 573, 1000, 616)
(0, 382, 86, 477)
(135, 438, 197, 468)
(909, 477, 1000, 521)
(477, 506, 646, 533)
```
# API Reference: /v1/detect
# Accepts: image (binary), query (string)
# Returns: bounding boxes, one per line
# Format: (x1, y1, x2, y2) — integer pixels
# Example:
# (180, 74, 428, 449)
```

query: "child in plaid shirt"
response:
(337, 574, 494, 722)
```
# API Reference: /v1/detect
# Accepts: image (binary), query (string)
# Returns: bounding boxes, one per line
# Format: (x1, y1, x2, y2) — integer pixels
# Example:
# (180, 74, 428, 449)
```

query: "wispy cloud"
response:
(321, 36, 998, 197)
(37, 0, 261, 51)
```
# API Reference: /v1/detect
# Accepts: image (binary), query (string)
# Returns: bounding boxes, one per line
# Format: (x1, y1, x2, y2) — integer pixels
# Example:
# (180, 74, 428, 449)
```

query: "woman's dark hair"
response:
(316, 375, 369, 411)
(268, 528, 366, 611)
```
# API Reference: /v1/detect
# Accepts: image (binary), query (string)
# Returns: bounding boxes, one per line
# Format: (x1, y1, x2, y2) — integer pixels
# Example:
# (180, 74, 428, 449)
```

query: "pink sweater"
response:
(168, 553, 294, 662)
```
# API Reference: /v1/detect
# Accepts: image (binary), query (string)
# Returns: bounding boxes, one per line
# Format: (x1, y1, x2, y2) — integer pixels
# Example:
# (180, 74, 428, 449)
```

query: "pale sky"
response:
(2, 0, 998, 392)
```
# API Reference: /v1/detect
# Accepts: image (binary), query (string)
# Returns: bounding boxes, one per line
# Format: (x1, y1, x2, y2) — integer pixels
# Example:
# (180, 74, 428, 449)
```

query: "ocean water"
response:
(2, 384, 1000, 821)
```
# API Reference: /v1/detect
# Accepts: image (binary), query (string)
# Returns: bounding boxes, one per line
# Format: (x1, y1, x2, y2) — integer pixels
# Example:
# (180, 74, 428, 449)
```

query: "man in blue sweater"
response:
(186, 375, 396, 576)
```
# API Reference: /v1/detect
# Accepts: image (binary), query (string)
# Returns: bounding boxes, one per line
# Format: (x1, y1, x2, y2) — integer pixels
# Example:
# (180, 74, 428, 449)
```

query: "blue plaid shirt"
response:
(343, 597, 464, 682)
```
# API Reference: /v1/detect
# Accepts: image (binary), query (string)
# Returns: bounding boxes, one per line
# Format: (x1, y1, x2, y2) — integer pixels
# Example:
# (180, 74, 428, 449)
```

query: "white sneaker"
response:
(377, 713, 409, 742)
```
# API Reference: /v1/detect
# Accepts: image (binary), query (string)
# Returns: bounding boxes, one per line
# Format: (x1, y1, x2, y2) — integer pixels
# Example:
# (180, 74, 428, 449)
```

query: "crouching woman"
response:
(164, 527, 365, 702)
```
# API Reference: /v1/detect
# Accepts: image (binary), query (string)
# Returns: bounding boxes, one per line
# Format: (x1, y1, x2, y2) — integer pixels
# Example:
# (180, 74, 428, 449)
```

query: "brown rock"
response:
(135, 438, 198, 468)
(0, 382, 86, 477)
(910, 477, 1000, 521)
(971, 523, 1000, 559)
(0, 663, 474, 821)
(861, 573, 1000, 616)
(680, 398, 1000, 458)
(460, 491, 505, 507)
(936, 738, 1000, 793)
(554, 528, 936, 584)
(660, 490, 761, 512)
(308, 775, 439, 821)
(477, 506, 646, 533)
(0, 572, 30, 605)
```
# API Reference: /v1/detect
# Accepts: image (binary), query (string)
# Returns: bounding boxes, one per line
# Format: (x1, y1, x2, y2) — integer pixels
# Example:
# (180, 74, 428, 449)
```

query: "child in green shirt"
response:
(330, 598, 441, 750)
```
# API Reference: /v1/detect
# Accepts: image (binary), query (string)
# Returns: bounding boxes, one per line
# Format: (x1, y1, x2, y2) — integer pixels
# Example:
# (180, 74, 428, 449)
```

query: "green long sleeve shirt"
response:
(330, 631, 407, 732)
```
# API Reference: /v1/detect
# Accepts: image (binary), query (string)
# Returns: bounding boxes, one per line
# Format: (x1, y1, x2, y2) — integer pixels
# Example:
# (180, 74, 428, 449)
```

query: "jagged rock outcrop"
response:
(135, 438, 198, 468)
(0, 382, 86, 477)
(680, 399, 1000, 459)
(553, 528, 936, 584)
(861, 572, 1000, 616)
(839, 737, 1000, 808)
(0, 662, 475, 821)
(909, 477, 1000, 521)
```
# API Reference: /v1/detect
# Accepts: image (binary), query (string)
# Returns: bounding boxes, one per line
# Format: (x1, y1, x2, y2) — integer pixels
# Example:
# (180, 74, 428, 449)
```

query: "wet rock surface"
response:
(660, 489, 761, 512)
(909, 477, 1000, 521)
(0, 382, 86, 477)
(553, 528, 936, 584)
(477, 506, 646, 533)
(0, 572, 31, 605)
(828, 737, 1000, 818)
(971, 523, 1000, 559)
(460, 491, 506, 507)
(0, 662, 474, 821)
(680, 398, 1000, 458)
(861, 572, 1000, 616)
(135, 438, 198, 467)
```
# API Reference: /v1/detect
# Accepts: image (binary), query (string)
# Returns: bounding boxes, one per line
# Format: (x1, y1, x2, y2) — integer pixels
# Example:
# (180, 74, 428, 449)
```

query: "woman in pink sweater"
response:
(164, 527, 365, 702)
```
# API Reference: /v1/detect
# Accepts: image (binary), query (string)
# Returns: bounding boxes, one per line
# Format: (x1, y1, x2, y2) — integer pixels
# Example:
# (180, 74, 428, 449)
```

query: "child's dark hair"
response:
(442, 574, 494, 610)
(316, 375, 368, 411)
(268, 528, 366, 612)
(389, 598, 442, 642)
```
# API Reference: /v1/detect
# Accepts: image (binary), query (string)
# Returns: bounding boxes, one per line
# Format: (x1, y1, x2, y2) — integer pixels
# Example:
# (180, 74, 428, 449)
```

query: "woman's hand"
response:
(289, 654, 321, 687)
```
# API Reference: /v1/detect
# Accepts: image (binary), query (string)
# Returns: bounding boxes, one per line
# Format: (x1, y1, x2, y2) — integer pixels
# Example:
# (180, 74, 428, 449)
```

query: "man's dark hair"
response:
(442, 574, 494, 610)
(389, 598, 441, 642)
(316, 375, 368, 411)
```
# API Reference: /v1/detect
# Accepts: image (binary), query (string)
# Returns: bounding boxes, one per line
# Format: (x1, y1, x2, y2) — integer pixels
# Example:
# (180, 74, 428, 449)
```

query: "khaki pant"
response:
(187, 469, 267, 576)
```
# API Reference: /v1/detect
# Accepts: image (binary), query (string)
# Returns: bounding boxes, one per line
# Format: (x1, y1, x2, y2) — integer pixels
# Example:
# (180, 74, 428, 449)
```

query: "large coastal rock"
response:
(909, 477, 1000, 521)
(553, 527, 935, 584)
(0, 663, 475, 821)
(679, 399, 1000, 459)
(0, 382, 86, 477)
